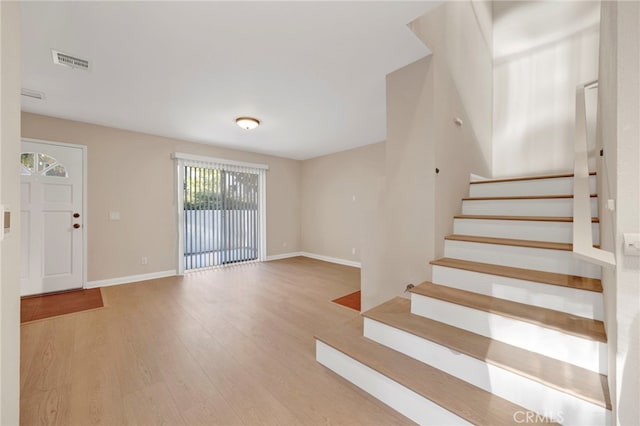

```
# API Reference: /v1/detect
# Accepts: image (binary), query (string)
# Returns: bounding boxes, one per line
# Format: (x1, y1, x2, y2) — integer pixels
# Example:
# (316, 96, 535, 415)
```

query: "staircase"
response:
(315, 172, 611, 425)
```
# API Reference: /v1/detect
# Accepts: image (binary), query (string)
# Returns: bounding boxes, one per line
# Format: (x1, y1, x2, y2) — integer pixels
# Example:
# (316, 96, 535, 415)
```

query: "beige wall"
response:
(411, 1, 493, 257)
(1, 2, 22, 424)
(361, 56, 435, 311)
(21, 113, 300, 282)
(361, 0, 493, 311)
(300, 142, 384, 263)
(493, 2, 600, 178)
(597, 1, 640, 424)
(410, 0, 494, 175)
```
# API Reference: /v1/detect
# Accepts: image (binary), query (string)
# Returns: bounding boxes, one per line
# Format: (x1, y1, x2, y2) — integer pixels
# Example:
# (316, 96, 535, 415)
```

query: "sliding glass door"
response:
(175, 154, 267, 272)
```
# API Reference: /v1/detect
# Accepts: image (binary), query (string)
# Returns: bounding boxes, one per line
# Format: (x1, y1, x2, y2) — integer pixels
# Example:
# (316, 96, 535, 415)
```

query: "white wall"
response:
(492, 1, 600, 178)
(1, 1, 22, 424)
(597, 1, 640, 424)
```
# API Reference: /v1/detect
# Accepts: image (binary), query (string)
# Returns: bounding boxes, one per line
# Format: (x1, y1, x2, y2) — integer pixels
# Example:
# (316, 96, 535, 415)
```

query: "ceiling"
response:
(21, 1, 439, 160)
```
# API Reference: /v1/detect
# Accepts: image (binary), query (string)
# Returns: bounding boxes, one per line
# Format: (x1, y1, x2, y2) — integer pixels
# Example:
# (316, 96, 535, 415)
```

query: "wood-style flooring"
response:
(21, 288, 104, 323)
(20, 257, 412, 426)
(331, 290, 361, 311)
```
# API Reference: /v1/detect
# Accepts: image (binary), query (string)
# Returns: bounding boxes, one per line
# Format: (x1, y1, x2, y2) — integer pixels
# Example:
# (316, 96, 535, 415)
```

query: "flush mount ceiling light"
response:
(236, 117, 260, 130)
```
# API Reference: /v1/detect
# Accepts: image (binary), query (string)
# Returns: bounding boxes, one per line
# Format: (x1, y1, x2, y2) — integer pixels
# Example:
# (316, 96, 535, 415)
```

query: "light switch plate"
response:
(623, 233, 640, 256)
(109, 211, 121, 221)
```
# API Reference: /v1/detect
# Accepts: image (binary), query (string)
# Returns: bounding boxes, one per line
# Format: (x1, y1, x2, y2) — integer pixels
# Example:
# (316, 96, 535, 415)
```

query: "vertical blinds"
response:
(175, 154, 267, 271)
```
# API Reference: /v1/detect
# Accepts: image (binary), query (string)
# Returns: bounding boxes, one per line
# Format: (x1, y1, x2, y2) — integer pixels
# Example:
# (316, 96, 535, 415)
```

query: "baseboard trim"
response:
(86, 270, 177, 289)
(84, 253, 359, 288)
(300, 252, 361, 268)
(266, 251, 361, 268)
(266, 252, 303, 261)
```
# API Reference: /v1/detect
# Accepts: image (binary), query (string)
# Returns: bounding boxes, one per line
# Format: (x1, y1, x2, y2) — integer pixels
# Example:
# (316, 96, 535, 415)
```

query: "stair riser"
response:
(315, 340, 470, 425)
(462, 198, 598, 217)
(453, 219, 600, 245)
(432, 266, 604, 320)
(410, 294, 608, 374)
(444, 240, 602, 279)
(364, 319, 609, 426)
(469, 175, 597, 197)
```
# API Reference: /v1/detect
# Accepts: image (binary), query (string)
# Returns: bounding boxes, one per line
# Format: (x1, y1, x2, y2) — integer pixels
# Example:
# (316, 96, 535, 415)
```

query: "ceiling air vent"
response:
(21, 88, 45, 100)
(51, 49, 90, 71)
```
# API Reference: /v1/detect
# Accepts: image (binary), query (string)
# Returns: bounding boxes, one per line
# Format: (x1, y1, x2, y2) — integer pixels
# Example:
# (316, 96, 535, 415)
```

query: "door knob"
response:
(73, 223, 80, 229)
(73, 213, 80, 218)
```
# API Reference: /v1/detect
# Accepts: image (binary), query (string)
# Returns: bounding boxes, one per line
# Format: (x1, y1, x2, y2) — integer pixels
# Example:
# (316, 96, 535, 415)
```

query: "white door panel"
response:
(20, 140, 85, 296)
(43, 211, 73, 276)
(21, 182, 31, 204)
(43, 183, 73, 203)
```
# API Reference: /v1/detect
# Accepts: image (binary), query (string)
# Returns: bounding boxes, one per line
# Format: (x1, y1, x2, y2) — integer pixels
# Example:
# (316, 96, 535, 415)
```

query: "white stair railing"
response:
(573, 80, 615, 267)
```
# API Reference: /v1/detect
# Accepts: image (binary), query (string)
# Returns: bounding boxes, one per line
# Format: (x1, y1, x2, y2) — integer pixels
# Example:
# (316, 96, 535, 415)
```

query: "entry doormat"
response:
(21, 288, 104, 323)
(332, 290, 361, 311)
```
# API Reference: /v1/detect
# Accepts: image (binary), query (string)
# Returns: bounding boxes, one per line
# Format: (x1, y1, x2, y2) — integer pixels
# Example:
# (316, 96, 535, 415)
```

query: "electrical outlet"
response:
(351, 247, 356, 255)
(141, 256, 148, 265)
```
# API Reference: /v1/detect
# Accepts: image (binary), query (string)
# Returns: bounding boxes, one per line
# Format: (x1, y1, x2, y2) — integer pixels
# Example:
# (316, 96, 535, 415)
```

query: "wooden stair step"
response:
(463, 194, 597, 201)
(445, 234, 601, 251)
(470, 172, 596, 185)
(410, 282, 607, 343)
(454, 214, 600, 223)
(315, 318, 556, 425)
(446, 234, 572, 251)
(430, 257, 603, 292)
(363, 298, 611, 409)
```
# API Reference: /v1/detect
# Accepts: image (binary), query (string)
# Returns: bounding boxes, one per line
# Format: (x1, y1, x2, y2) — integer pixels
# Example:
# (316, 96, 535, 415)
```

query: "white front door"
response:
(20, 140, 85, 296)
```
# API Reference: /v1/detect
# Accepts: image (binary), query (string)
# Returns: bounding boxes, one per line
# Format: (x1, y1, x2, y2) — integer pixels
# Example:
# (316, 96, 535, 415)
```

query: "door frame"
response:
(21, 137, 88, 289)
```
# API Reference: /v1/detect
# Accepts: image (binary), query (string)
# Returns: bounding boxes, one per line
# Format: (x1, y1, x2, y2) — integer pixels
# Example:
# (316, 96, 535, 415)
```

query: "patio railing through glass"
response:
(184, 165, 259, 270)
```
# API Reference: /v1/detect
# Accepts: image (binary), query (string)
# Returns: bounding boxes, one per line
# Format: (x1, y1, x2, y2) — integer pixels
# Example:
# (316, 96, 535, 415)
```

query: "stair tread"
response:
(316, 317, 557, 425)
(454, 214, 600, 223)
(410, 282, 607, 343)
(445, 234, 601, 251)
(363, 298, 611, 409)
(470, 172, 596, 185)
(463, 194, 597, 201)
(430, 257, 603, 292)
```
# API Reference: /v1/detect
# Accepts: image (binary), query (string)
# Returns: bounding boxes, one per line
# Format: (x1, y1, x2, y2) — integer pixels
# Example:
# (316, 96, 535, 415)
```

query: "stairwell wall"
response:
(410, 0, 493, 259)
(492, 1, 601, 178)
(361, 1, 493, 311)
(597, 1, 640, 424)
(360, 56, 435, 312)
